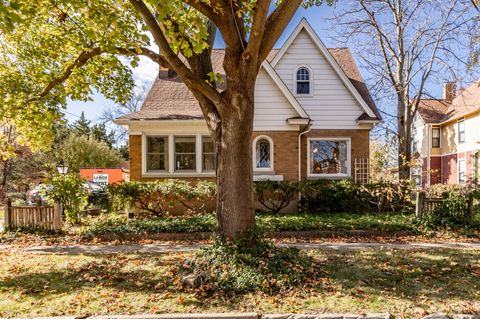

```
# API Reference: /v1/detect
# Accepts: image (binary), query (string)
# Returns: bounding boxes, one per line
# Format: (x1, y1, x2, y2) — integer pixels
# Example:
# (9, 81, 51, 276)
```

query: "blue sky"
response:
(64, 4, 466, 128)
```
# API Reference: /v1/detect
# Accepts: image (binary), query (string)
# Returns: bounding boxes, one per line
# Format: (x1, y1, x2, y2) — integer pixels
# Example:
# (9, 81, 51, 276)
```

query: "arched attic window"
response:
(296, 67, 311, 95)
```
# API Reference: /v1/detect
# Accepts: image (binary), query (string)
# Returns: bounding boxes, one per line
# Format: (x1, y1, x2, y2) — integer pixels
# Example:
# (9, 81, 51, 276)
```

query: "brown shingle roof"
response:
(417, 99, 451, 124)
(417, 81, 480, 124)
(117, 48, 381, 122)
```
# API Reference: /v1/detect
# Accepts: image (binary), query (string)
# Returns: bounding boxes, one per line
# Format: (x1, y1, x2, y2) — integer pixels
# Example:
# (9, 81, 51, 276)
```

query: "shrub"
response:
(419, 187, 474, 230)
(361, 180, 414, 213)
(254, 180, 300, 214)
(299, 179, 414, 214)
(181, 230, 316, 294)
(44, 173, 89, 224)
(108, 179, 216, 217)
(300, 179, 369, 213)
(427, 183, 469, 198)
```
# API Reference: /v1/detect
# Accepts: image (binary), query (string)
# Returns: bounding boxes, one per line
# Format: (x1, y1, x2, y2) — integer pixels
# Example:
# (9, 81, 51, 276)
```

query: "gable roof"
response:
(116, 21, 381, 123)
(417, 81, 480, 124)
(270, 18, 380, 121)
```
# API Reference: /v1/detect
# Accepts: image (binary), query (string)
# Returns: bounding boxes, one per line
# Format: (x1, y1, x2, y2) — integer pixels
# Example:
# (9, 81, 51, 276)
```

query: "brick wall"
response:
(300, 129, 370, 179)
(130, 129, 371, 182)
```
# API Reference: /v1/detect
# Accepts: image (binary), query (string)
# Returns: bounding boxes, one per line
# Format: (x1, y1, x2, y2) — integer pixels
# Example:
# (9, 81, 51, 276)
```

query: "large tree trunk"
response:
(215, 113, 256, 238)
(213, 73, 256, 238)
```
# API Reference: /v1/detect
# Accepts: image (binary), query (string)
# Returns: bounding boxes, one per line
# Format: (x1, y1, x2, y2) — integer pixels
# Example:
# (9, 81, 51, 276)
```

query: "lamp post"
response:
(56, 161, 69, 175)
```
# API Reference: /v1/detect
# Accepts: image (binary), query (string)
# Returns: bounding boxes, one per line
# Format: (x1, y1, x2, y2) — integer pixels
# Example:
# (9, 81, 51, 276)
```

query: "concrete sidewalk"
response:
(1, 241, 480, 254)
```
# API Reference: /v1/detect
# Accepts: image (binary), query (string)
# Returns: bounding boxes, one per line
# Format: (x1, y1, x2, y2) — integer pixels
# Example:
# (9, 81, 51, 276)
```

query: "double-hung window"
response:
(174, 136, 196, 171)
(202, 136, 216, 171)
(146, 136, 168, 172)
(296, 67, 310, 95)
(308, 138, 350, 177)
(412, 131, 418, 152)
(458, 120, 465, 143)
(432, 127, 440, 148)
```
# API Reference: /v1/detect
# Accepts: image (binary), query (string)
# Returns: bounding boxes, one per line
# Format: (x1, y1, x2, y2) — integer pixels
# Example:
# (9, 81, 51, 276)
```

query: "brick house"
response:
(115, 19, 381, 185)
(412, 81, 480, 188)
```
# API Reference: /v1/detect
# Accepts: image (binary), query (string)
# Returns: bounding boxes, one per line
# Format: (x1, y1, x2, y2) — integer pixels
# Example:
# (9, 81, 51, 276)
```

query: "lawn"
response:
(78, 212, 417, 238)
(0, 249, 479, 318)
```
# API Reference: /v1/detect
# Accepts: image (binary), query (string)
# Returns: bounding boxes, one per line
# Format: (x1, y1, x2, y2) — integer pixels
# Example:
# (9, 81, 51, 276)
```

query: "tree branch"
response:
(129, 0, 223, 106)
(30, 47, 103, 102)
(245, 0, 271, 66)
(258, 0, 303, 62)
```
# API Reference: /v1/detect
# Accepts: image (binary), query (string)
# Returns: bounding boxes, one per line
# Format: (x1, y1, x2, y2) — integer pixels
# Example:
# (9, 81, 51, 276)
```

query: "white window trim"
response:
(307, 137, 351, 178)
(143, 135, 169, 175)
(293, 65, 313, 98)
(142, 133, 216, 177)
(458, 158, 466, 184)
(253, 135, 274, 172)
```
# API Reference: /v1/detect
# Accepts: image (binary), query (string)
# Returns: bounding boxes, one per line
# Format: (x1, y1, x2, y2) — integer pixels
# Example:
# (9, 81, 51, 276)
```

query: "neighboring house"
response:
(413, 81, 480, 188)
(114, 19, 381, 185)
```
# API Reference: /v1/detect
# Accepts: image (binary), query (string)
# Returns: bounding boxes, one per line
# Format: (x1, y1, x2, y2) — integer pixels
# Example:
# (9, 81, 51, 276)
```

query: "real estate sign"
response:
(93, 174, 109, 187)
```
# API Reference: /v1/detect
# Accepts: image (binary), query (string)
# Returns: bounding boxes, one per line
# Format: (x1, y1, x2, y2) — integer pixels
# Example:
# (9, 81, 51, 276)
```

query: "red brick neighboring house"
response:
(114, 19, 381, 187)
(412, 81, 480, 188)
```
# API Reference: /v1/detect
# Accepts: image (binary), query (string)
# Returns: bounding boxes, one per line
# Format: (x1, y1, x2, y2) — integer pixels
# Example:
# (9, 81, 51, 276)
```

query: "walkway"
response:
(1, 241, 480, 254)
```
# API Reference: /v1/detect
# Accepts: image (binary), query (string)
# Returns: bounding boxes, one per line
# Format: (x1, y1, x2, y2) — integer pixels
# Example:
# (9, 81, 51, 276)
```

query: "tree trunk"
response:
(213, 89, 256, 239)
(397, 98, 411, 180)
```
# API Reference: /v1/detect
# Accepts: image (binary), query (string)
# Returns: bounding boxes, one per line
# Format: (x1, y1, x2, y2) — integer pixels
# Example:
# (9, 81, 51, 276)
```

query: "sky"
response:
(64, 3, 475, 131)
(64, 5, 340, 126)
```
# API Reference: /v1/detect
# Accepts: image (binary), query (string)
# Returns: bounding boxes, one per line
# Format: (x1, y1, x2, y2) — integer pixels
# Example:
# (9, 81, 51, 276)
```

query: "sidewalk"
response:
(1, 241, 480, 254)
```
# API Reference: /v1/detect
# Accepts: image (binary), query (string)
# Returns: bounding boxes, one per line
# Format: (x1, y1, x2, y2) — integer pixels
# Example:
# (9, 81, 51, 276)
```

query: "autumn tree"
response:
(0, 0, 333, 238)
(330, 0, 478, 180)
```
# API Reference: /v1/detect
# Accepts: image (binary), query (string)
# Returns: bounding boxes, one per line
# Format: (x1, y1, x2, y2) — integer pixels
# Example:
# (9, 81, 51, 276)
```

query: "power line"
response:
(61, 110, 119, 131)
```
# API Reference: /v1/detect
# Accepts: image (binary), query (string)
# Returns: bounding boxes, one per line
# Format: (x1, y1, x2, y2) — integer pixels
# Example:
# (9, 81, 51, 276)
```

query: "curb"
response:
(91, 230, 414, 242)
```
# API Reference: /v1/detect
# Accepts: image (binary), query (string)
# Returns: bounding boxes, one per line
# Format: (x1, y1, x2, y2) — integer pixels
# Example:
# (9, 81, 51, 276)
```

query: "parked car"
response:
(27, 181, 105, 206)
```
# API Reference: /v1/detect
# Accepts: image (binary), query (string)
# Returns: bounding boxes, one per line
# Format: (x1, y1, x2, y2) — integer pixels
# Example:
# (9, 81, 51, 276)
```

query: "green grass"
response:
(0, 249, 479, 318)
(78, 212, 417, 237)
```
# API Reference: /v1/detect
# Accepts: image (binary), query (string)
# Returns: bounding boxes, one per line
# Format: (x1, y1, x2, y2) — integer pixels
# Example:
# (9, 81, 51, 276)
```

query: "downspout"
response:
(298, 120, 313, 181)
(298, 120, 313, 212)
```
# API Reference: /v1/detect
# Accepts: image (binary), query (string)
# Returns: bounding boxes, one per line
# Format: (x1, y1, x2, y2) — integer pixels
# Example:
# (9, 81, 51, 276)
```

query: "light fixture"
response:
(56, 160, 69, 174)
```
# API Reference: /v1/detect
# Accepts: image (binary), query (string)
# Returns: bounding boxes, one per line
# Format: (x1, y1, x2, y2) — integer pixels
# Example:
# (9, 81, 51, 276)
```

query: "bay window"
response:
(308, 138, 350, 177)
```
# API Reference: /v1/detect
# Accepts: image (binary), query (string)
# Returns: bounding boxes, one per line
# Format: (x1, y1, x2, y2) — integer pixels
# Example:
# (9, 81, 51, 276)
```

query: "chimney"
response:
(443, 82, 456, 101)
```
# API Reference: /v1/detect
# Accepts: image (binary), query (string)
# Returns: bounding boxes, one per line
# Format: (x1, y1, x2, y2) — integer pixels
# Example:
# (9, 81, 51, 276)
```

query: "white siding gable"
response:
(274, 29, 365, 129)
(254, 68, 300, 131)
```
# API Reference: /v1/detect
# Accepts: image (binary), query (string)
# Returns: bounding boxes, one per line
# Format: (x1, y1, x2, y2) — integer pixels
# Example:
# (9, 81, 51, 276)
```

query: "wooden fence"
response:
(3, 199, 62, 230)
(415, 191, 474, 217)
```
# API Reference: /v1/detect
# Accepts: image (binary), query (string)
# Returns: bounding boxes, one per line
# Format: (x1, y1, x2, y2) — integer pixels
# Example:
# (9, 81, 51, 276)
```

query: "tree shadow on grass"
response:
(317, 249, 480, 304)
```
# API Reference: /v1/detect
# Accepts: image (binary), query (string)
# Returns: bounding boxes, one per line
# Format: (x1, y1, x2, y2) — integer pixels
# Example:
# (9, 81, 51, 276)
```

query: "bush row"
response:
(107, 179, 216, 217)
(255, 179, 414, 214)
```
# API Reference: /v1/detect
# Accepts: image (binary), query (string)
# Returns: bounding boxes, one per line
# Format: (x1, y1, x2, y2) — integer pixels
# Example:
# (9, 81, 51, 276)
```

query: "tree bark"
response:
(213, 69, 256, 238)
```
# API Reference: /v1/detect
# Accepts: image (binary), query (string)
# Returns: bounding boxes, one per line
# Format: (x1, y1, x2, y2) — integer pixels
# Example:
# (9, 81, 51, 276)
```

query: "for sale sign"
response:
(93, 174, 109, 187)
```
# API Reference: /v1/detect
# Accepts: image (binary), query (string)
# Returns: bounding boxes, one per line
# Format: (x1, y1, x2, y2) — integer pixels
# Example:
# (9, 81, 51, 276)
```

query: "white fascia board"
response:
(261, 61, 309, 119)
(270, 18, 376, 119)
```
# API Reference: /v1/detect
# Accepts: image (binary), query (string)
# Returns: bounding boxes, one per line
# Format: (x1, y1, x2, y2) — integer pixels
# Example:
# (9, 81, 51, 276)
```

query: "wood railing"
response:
(415, 191, 474, 217)
(3, 199, 62, 230)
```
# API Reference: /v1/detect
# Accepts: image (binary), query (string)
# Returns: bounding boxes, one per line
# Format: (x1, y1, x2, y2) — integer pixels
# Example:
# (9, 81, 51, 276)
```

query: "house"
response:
(114, 19, 381, 185)
(412, 81, 480, 187)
